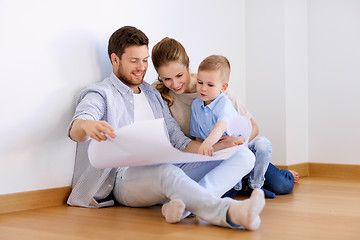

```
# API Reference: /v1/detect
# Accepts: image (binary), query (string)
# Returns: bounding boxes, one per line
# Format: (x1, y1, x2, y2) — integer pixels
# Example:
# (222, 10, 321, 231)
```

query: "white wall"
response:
(245, 0, 287, 165)
(245, 0, 308, 165)
(308, 0, 360, 164)
(245, 0, 359, 166)
(284, 0, 308, 166)
(1, 0, 359, 195)
(0, 0, 245, 194)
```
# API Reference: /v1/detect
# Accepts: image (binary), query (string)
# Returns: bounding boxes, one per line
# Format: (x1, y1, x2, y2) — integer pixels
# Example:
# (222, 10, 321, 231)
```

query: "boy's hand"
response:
(198, 142, 214, 156)
(81, 120, 116, 142)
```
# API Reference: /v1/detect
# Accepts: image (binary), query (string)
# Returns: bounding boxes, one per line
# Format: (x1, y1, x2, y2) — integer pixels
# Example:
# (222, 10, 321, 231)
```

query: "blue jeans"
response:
(263, 162, 294, 195)
(227, 137, 294, 196)
(233, 137, 271, 190)
(247, 137, 272, 189)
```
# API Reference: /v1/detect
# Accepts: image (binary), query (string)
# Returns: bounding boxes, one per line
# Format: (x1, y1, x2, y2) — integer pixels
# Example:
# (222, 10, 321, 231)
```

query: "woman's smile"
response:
(173, 83, 184, 92)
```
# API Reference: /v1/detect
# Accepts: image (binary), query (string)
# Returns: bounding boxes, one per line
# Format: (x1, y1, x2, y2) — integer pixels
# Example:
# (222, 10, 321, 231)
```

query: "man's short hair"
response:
(108, 26, 149, 60)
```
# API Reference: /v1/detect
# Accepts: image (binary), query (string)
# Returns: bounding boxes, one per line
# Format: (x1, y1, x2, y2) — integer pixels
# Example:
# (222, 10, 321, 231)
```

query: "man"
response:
(67, 26, 265, 230)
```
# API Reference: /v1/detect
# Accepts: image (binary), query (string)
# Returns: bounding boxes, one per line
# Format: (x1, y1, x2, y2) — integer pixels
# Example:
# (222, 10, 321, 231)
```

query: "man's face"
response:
(113, 45, 149, 92)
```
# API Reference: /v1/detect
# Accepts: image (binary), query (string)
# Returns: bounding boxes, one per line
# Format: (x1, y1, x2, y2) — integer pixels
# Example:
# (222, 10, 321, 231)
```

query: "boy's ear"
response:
(221, 82, 229, 92)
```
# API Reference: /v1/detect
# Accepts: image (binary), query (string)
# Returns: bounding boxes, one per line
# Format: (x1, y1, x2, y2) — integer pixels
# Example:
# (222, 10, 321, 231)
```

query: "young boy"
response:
(190, 55, 276, 198)
(190, 55, 244, 156)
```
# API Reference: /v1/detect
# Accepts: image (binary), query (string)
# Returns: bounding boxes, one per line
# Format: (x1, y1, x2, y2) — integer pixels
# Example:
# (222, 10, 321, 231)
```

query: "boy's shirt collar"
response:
(200, 93, 225, 110)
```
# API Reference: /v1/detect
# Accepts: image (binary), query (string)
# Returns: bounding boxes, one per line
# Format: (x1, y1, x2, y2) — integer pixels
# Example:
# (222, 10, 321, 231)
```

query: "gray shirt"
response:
(67, 72, 191, 208)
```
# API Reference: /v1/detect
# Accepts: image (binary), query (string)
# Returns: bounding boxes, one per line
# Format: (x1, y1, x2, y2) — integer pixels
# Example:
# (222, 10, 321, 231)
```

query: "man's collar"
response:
(110, 72, 144, 95)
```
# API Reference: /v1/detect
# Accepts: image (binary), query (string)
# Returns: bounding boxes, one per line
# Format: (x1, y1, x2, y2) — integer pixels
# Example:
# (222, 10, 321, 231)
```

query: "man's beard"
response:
(116, 69, 145, 88)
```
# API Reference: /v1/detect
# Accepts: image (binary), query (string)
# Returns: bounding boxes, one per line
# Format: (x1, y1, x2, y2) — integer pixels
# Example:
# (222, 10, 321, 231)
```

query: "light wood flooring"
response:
(1, 177, 360, 240)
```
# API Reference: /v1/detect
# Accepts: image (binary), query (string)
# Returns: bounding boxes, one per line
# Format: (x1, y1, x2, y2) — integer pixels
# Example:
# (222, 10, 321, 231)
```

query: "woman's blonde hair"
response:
(151, 37, 190, 107)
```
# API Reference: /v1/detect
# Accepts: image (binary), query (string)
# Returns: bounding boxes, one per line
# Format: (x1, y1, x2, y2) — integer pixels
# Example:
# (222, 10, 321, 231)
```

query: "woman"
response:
(151, 37, 299, 198)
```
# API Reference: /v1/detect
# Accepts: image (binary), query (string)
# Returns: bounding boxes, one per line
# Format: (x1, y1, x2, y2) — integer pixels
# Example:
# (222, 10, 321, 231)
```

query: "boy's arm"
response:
(203, 120, 227, 146)
(198, 120, 227, 156)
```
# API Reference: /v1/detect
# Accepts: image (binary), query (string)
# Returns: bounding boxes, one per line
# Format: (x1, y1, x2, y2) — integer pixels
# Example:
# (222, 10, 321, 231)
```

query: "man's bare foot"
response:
(289, 170, 299, 183)
(227, 189, 265, 230)
(161, 199, 185, 224)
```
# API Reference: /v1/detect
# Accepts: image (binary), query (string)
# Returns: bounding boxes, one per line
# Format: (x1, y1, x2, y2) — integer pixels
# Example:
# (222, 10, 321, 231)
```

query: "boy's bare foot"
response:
(227, 189, 265, 230)
(289, 170, 300, 183)
(161, 199, 186, 224)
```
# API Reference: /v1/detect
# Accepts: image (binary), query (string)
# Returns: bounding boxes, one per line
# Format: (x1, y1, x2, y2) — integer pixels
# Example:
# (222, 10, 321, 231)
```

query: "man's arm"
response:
(69, 119, 115, 142)
(183, 140, 202, 153)
(69, 91, 116, 143)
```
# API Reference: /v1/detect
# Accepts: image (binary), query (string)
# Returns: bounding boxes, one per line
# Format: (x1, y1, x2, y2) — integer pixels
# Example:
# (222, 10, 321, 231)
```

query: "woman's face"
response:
(157, 61, 190, 94)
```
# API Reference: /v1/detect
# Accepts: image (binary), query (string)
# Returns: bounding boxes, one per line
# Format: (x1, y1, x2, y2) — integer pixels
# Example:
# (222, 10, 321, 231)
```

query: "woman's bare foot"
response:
(289, 170, 300, 183)
(161, 199, 186, 224)
(227, 189, 265, 230)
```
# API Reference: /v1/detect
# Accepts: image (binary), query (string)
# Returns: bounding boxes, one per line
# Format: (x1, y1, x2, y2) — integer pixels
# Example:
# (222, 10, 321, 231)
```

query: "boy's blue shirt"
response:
(190, 93, 239, 141)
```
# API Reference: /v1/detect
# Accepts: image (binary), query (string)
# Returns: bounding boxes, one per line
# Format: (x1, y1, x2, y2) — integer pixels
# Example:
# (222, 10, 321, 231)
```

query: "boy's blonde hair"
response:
(198, 55, 231, 83)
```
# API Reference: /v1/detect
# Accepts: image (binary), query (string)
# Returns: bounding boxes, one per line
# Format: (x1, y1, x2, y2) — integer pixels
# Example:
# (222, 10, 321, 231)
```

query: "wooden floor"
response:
(1, 177, 360, 240)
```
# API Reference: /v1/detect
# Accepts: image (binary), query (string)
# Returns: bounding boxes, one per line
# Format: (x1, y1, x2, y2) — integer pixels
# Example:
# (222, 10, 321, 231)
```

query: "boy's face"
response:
(112, 45, 149, 92)
(196, 70, 228, 105)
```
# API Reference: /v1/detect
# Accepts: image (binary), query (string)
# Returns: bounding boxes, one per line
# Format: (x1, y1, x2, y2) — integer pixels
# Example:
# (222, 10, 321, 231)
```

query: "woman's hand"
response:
(220, 135, 246, 145)
(214, 135, 246, 151)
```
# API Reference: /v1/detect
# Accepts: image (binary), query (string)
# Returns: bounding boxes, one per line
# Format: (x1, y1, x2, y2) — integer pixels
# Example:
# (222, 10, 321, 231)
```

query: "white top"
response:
(134, 90, 155, 122)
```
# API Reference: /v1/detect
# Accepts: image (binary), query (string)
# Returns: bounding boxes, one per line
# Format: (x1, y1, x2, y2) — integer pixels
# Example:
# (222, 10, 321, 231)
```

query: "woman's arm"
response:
(225, 89, 259, 142)
(249, 118, 259, 142)
(213, 135, 243, 151)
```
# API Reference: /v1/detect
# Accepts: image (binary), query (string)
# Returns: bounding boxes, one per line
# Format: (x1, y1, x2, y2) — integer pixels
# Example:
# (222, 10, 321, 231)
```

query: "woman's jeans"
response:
(263, 162, 294, 195)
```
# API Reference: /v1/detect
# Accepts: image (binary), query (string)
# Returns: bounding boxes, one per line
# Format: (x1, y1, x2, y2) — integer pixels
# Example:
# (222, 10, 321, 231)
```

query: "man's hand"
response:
(81, 120, 116, 142)
(69, 119, 116, 142)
